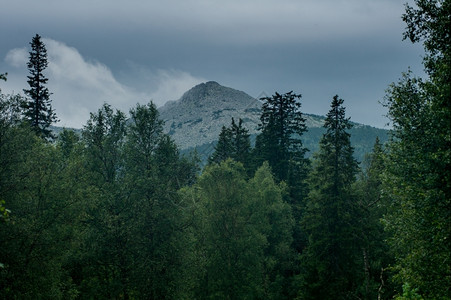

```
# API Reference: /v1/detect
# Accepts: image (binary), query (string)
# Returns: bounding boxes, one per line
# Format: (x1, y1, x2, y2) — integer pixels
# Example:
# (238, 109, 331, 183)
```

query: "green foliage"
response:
(394, 283, 424, 300)
(72, 101, 198, 299)
(381, 1, 451, 298)
(0, 1, 448, 296)
(253, 91, 310, 258)
(299, 95, 362, 299)
(383, 71, 451, 299)
(253, 91, 308, 183)
(209, 118, 251, 170)
(0, 72, 6, 84)
(22, 34, 57, 139)
(354, 138, 396, 299)
(82, 103, 126, 184)
(209, 125, 233, 164)
(0, 126, 81, 299)
(123, 102, 197, 298)
(0, 200, 9, 221)
(403, 0, 451, 79)
(186, 160, 294, 299)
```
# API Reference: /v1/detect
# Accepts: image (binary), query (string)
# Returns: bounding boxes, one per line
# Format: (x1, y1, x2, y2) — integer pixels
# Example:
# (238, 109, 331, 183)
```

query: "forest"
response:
(1, 1, 450, 299)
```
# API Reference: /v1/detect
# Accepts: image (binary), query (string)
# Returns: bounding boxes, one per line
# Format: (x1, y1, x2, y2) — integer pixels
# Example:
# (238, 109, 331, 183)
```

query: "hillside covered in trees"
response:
(1, 1, 450, 299)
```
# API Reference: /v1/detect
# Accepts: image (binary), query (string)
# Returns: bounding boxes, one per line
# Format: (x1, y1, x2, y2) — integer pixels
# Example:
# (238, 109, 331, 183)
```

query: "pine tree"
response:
(22, 34, 57, 139)
(300, 95, 361, 299)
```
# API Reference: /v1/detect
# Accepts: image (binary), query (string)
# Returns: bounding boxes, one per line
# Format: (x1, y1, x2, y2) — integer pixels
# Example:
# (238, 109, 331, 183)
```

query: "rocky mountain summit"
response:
(158, 81, 324, 150)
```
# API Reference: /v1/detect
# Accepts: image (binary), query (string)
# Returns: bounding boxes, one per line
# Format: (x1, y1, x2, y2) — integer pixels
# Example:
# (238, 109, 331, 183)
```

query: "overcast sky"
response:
(0, 0, 425, 129)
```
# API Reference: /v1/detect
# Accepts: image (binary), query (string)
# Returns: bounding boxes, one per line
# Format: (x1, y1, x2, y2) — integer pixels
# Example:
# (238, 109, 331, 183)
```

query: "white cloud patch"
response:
(5, 47, 28, 67)
(149, 69, 205, 106)
(43, 38, 144, 128)
(3, 38, 204, 128)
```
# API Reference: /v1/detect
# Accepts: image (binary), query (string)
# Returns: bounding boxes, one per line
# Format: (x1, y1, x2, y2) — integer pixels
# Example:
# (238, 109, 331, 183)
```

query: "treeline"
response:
(0, 85, 391, 300)
(1, 0, 450, 299)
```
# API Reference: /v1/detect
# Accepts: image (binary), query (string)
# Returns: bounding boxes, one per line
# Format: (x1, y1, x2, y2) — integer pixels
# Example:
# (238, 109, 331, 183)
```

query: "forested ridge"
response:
(1, 1, 450, 299)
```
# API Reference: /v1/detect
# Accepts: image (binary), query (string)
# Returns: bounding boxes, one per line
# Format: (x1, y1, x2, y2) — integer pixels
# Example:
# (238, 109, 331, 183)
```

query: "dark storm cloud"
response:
(1, 0, 425, 128)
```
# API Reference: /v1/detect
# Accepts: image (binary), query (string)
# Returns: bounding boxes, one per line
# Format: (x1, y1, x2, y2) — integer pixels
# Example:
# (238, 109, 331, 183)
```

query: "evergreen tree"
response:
(230, 118, 251, 167)
(22, 34, 57, 139)
(253, 91, 308, 183)
(253, 91, 310, 255)
(300, 95, 361, 299)
(209, 118, 251, 169)
(208, 125, 233, 164)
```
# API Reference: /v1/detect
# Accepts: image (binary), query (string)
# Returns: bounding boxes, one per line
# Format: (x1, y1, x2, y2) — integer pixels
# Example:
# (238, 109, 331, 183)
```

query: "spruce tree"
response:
(208, 125, 233, 164)
(23, 34, 57, 139)
(253, 91, 308, 182)
(253, 91, 310, 255)
(300, 95, 361, 299)
(209, 118, 251, 169)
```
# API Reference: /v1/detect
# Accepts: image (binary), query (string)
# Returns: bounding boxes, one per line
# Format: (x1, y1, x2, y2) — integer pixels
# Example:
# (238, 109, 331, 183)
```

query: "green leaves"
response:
(209, 118, 252, 170)
(381, 1, 451, 297)
(186, 160, 294, 299)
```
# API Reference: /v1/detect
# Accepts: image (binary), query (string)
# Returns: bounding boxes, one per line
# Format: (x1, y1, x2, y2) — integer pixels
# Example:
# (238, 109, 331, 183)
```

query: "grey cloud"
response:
(3, 0, 407, 44)
(0, 0, 425, 128)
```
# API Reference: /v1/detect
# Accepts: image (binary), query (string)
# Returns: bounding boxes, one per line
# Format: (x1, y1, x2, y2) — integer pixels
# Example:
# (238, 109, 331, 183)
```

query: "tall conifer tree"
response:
(23, 34, 57, 139)
(253, 91, 308, 183)
(300, 95, 361, 299)
(253, 91, 310, 255)
(209, 118, 251, 169)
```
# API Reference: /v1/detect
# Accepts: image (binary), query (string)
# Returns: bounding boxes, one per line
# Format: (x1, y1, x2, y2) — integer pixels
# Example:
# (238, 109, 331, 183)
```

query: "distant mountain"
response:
(157, 81, 388, 164)
(159, 81, 325, 148)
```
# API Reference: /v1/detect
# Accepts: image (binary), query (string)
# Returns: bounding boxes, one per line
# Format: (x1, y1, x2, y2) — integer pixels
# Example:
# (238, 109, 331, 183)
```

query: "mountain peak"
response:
(159, 81, 261, 149)
(178, 81, 242, 106)
(158, 82, 328, 150)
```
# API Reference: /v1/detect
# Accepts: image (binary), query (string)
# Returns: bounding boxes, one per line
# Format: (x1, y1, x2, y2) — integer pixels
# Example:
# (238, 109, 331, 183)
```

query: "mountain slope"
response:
(158, 81, 388, 163)
(159, 81, 324, 150)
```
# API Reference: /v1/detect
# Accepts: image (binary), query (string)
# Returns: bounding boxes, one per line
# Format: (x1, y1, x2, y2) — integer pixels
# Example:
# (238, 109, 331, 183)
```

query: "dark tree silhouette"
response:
(22, 34, 57, 139)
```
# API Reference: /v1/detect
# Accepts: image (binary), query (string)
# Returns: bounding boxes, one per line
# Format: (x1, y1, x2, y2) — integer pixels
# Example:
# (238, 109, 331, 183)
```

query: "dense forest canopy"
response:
(1, 0, 450, 299)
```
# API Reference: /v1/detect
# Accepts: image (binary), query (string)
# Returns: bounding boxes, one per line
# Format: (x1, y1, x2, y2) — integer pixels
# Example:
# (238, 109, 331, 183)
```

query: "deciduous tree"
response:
(382, 1, 450, 297)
